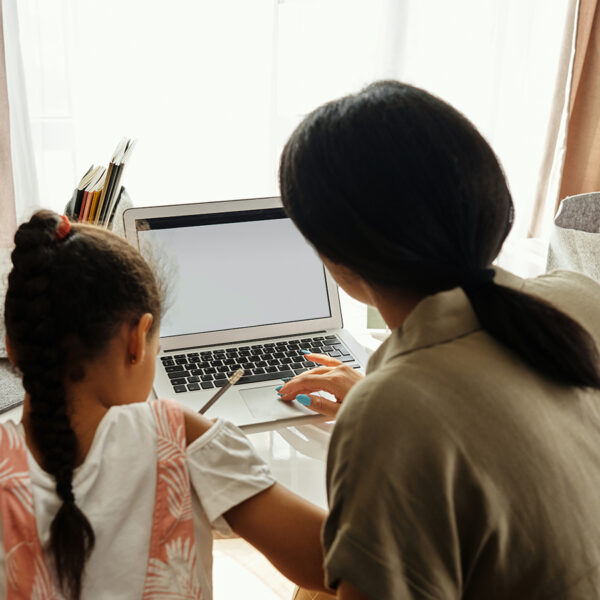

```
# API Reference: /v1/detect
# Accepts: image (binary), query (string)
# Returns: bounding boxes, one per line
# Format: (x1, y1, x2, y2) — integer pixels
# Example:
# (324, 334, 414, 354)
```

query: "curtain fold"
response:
(558, 0, 600, 207)
(527, 0, 579, 238)
(0, 2, 16, 248)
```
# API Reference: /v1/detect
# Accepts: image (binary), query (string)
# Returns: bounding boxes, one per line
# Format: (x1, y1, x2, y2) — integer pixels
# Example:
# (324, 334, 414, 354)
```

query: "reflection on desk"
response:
(245, 421, 333, 510)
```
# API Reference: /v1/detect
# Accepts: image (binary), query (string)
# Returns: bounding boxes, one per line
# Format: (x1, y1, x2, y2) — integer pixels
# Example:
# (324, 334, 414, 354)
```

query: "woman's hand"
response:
(277, 352, 364, 418)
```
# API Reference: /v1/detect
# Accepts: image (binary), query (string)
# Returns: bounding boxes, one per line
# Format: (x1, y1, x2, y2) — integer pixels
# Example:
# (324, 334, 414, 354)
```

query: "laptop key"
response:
(266, 366, 278, 373)
(293, 368, 309, 375)
(171, 378, 188, 386)
(328, 350, 341, 357)
(190, 369, 203, 376)
(214, 379, 227, 387)
(168, 371, 190, 380)
(201, 374, 213, 381)
(214, 373, 227, 380)
(187, 383, 201, 391)
(165, 365, 185, 373)
(173, 385, 187, 393)
(253, 367, 266, 374)
(237, 369, 295, 385)
(201, 382, 214, 390)
(340, 355, 355, 363)
(187, 376, 200, 383)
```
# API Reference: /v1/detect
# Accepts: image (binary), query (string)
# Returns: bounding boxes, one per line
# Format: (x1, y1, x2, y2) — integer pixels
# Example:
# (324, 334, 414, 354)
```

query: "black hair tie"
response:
(460, 268, 495, 295)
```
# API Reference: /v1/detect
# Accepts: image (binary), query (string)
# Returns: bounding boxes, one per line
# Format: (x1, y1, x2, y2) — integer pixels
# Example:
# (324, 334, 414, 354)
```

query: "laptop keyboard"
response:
(160, 334, 360, 394)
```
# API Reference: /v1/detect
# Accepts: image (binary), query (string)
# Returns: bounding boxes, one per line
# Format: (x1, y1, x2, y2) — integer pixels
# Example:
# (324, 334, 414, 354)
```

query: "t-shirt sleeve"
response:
(323, 377, 487, 600)
(186, 419, 275, 527)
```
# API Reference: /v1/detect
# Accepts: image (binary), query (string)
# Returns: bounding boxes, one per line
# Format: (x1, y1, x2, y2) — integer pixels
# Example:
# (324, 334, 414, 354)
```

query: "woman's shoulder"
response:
(525, 269, 600, 338)
(526, 269, 600, 296)
(336, 363, 447, 442)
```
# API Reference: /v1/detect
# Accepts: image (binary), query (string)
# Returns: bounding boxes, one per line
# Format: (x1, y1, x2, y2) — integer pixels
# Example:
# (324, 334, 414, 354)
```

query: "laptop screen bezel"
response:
(123, 197, 343, 351)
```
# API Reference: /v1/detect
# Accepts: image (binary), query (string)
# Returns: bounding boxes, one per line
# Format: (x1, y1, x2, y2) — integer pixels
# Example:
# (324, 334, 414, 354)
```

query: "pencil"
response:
(198, 368, 244, 415)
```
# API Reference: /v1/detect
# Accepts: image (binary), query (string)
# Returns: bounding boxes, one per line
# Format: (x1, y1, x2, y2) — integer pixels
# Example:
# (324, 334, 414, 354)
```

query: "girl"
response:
(277, 81, 600, 599)
(2, 210, 327, 599)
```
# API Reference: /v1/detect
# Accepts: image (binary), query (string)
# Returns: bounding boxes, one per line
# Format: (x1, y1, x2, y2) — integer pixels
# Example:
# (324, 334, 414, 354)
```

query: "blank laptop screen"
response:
(136, 208, 332, 338)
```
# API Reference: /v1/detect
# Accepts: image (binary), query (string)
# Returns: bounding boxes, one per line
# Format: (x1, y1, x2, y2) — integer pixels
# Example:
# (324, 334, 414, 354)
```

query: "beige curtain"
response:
(0, 3, 16, 248)
(558, 0, 600, 208)
(528, 0, 579, 237)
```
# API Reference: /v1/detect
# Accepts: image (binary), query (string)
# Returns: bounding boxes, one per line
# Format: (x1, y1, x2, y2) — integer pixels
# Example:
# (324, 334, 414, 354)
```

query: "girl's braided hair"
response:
(4, 210, 162, 599)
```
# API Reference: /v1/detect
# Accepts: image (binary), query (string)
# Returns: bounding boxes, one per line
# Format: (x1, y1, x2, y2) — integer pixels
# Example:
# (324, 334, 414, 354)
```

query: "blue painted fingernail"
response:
(275, 385, 283, 391)
(281, 377, 292, 382)
(296, 394, 311, 406)
(301, 349, 311, 354)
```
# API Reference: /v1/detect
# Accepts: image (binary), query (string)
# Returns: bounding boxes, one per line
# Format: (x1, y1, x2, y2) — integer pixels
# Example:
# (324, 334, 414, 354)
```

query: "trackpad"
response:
(239, 385, 314, 419)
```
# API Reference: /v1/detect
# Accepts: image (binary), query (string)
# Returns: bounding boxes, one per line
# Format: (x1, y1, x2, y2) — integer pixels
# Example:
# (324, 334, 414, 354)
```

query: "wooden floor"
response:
(213, 537, 335, 600)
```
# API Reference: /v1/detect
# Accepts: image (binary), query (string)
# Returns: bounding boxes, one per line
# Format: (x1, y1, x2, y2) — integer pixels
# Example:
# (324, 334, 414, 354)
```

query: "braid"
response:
(6, 212, 94, 599)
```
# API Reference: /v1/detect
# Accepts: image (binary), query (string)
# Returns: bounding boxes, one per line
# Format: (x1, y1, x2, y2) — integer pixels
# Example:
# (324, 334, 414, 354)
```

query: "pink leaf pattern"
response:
(0, 402, 202, 599)
(0, 422, 56, 599)
(143, 399, 202, 599)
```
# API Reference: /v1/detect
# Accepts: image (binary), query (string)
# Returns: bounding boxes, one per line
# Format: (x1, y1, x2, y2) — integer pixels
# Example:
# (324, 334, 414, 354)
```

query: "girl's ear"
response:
(128, 313, 154, 365)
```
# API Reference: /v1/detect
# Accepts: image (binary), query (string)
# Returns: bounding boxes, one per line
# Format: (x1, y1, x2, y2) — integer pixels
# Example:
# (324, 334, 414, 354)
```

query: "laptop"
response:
(123, 197, 369, 431)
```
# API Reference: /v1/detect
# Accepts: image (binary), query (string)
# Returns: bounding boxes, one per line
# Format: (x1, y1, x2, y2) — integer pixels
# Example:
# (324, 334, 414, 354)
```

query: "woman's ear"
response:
(128, 313, 154, 366)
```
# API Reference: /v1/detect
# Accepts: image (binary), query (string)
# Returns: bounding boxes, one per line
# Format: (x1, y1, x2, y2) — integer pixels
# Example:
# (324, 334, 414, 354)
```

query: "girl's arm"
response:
(224, 483, 328, 593)
(338, 581, 370, 600)
(183, 407, 328, 593)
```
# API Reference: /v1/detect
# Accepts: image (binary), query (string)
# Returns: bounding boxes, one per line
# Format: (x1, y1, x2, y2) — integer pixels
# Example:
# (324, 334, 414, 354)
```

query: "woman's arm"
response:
(224, 483, 329, 593)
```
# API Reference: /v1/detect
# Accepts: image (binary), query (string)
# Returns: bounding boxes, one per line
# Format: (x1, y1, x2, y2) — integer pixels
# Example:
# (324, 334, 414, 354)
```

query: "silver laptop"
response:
(124, 197, 368, 431)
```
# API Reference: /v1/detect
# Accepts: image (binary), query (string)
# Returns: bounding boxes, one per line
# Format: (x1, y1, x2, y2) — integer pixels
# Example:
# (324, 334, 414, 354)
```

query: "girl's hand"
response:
(277, 352, 364, 418)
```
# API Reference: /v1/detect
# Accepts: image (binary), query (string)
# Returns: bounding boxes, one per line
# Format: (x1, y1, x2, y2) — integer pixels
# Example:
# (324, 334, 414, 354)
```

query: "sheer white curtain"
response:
(396, 0, 578, 276)
(8, 0, 575, 276)
(2, 0, 38, 228)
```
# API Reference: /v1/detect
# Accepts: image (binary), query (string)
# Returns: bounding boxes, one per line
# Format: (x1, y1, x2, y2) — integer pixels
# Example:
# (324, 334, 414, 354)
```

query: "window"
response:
(13, 0, 570, 275)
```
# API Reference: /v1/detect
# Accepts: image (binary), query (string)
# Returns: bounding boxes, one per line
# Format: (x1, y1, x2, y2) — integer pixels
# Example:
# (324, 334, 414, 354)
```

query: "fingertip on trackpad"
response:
(239, 385, 314, 419)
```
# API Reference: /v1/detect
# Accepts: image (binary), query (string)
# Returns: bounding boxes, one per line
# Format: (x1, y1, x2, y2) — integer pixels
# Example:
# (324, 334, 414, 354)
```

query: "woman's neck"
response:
(369, 285, 425, 330)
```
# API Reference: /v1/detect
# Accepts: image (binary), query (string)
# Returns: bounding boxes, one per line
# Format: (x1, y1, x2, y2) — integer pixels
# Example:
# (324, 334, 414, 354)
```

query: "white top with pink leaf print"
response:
(0, 401, 274, 599)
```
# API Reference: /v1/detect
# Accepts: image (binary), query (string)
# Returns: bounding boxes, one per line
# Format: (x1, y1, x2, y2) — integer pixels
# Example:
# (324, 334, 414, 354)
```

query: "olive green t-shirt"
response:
(323, 268, 600, 599)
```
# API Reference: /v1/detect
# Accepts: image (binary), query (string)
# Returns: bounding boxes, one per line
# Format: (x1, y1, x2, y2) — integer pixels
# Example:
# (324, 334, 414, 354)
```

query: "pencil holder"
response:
(64, 187, 133, 238)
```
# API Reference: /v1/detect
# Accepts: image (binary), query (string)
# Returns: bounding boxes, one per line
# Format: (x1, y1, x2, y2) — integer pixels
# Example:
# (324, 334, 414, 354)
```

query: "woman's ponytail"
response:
(466, 280, 600, 389)
(279, 81, 600, 393)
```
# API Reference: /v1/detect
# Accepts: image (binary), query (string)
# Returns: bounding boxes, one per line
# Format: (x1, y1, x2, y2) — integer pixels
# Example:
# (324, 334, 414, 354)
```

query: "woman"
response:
(277, 81, 600, 599)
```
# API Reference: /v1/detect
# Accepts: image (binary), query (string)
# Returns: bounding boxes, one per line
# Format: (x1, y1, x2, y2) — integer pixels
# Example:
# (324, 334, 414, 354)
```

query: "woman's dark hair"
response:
(279, 80, 600, 389)
(4, 210, 162, 599)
